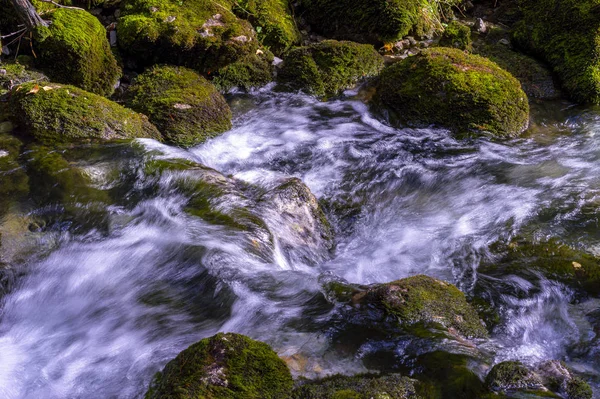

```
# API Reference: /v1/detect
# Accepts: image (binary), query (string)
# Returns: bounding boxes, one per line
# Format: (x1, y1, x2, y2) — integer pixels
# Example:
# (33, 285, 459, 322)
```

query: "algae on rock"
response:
(33, 9, 121, 96)
(125, 65, 232, 147)
(512, 0, 600, 104)
(118, 0, 258, 74)
(376, 47, 530, 138)
(9, 82, 161, 145)
(277, 40, 384, 99)
(145, 332, 293, 399)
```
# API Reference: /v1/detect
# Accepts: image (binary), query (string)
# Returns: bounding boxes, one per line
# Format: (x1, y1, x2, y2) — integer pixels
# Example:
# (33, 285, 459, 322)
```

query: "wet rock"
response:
(473, 18, 487, 34)
(298, 0, 461, 44)
(376, 47, 529, 138)
(231, 0, 301, 55)
(439, 20, 472, 51)
(277, 40, 384, 99)
(9, 82, 161, 145)
(536, 360, 593, 399)
(118, 0, 259, 74)
(486, 361, 545, 392)
(33, 9, 121, 96)
(144, 333, 293, 399)
(258, 178, 334, 265)
(512, 0, 600, 104)
(292, 373, 420, 399)
(0, 134, 28, 217)
(124, 65, 232, 147)
(352, 274, 488, 339)
(482, 237, 600, 296)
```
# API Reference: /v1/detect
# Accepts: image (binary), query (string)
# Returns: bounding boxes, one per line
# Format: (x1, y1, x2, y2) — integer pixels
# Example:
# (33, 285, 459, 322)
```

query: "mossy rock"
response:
(474, 40, 558, 100)
(125, 65, 232, 147)
(118, 0, 258, 74)
(512, 0, 600, 104)
(376, 47, 529, 138)
(0, 61, 47, 95)
(565, 377, 593, 399)
(291, 373, 420, 399)
(486, 361, 545, 392)
(144, 332, 293, 399)
(277, 40, 384, 99)
(298, 0, 460, 44)
(354, 274, 488, 339)
(33, 8, 121, 96)
(438, 20, 472, 51)
(9, 82, 161, 145)
(483, 237, 600, 296)
(233, 0, 301, 54)
(213, 51, 274, 92)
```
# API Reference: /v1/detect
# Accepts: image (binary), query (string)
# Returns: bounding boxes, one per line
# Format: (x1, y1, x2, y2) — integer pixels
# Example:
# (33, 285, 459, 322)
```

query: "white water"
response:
(1, 91, 599, 397)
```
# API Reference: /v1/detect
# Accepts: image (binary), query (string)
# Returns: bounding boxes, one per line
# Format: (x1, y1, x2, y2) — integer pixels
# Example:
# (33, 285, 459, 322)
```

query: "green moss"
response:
(485, 237, 600, 296)
(376, 47, 530, 138)
(145, 332, 293, 399)
(299, 0, 460, 44)
(438, 20, 472, 51)
(33, 9, 121, 96)
(565, 377, 593, 399)
(232, 0, 301, 54)
(9, 82, 161, 145)
(292, 373, 419, 399)
(213, 51, 274, 92)
(512, 0, 600, 104)
(0, 61, 48, 95)
(278, 40, 384, 99)
(485, 361, 543, 392)
(118, 0, 258, 74)
(125, 65, 232, 147)
(358, 274, 488, 338)
(0, 134, 28, 216)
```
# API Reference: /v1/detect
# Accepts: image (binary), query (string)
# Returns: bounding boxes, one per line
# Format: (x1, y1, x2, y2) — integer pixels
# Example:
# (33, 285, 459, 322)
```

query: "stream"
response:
(0, 88, 599, 398)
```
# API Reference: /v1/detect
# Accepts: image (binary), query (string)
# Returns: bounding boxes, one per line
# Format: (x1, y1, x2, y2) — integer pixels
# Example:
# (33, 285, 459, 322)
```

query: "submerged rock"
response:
(145, 333, 293, 399)
(291, 373, 420, 399)
(9, 82, 161, 145)
(512, 0, 600, 104)
(277, 40, 384, 99)
(34, 9, 121, 96)
(232, 0, 301, 54)
(118, 0, 258, 73)
(125, 65, 232, 147)
(258, 178, 334, 265)
(376, 47, 529, 138)
(352, 274, 488, 339)
(298, 0, 460, 44)
(483, 237, 600, 296)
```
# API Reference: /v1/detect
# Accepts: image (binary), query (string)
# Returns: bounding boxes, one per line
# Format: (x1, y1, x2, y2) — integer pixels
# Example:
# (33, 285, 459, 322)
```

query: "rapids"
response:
(0, 89, 599, 397)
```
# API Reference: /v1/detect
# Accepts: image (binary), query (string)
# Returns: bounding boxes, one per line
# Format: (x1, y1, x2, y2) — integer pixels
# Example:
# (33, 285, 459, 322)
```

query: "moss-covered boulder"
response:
(376, 47, 529, 138)
(125, 65, 232, 147)
(536, 361, 593, 399)
(0, 61, 48, 95)
(486, 361, 545, 392)
(118, 0, 258, 74)
(213, 52, 274, 92)
(33, 8, 121, 96)
(439, 20, 472, 51)
(353, 274, 488, 339)
(233, 0, 301, 54)
(9, 82, 161, 145)
(298, 0, 460, 44)
(258, 178, 334, 265)
(145, 333, 293, 399)
(291, 373, 420, 399)
(483, 237, 600, 296)
(277, 40, 384, 99)
(512, 0, 600, 104)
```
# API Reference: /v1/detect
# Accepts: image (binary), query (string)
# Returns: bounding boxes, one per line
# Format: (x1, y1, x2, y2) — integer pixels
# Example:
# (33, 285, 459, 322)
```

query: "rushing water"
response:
(0, 89, 600, 397)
